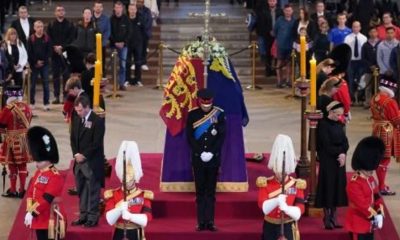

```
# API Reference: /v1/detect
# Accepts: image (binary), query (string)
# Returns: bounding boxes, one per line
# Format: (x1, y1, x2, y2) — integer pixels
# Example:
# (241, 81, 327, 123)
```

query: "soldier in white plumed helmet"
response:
(256, 134, 306, 240)
(104, 141, 153, 240)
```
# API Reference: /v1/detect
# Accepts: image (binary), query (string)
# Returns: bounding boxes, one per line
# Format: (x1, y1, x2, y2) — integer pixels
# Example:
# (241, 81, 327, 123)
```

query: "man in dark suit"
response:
(310, 1, 334, 29)
(186, 89, 226, 232)
(10, 6, 35, 48)
(70, 94, 105, 227)
(254, 0, 283, 76)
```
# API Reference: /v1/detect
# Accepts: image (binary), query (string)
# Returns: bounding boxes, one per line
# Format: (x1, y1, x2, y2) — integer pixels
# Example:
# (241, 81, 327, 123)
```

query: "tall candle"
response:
(310, 56, 317, 108)
(96, 33, 102, 62)
(300, 36, 306, 78)
(93, 60, 101, 107)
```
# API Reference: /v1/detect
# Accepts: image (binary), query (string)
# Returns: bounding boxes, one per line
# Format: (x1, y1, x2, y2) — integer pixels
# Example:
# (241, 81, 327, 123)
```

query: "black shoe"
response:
(71, 218, 87, 226)
(68, 187, 78, 196)
(195, 223, 206, 231)
(207, 222, 218, 231)
(52, 99, 61, 104)
(83, 220, 98, 228)
(18, 190, 26, 199)
(1, 189, 18, 198)
(380, 189, 396, 196)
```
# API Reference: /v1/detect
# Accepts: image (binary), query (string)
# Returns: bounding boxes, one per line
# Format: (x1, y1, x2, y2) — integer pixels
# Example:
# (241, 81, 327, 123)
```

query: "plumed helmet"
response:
(268, 134, 297, 174)
(115, 141, 143, 184)
(27, 126, 59, 163)
(351, 136, 385, 171)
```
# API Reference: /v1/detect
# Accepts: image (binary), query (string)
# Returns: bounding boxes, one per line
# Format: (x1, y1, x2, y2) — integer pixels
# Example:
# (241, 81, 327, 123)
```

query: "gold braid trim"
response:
(368, 207, 378, 219)
(26, 198, 32, 212)
(256, 176, 268, 188)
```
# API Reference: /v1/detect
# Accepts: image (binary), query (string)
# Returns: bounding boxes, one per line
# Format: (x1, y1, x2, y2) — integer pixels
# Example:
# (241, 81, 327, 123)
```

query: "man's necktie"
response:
(354, 35, 359, 58)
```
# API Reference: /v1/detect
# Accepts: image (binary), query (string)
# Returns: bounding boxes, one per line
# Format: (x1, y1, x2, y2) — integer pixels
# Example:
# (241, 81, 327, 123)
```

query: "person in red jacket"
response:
(345, 136, 386, 240)
(24, 126, 66, 240)
(257, 134, 306, 240)
(0, 85, 32, 198)
(370, 78, 400, 195)
(332, 73, 352, 124)
(104, 141, 153, 240)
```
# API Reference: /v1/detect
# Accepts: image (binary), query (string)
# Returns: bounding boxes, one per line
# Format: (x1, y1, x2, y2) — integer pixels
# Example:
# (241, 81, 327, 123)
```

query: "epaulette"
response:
(104, 189, 114, 199)
(214, 106, 224, 112)
(256, 176, 268, 188)
(295, 179, 307, 190)
(143, 190, 154, 200)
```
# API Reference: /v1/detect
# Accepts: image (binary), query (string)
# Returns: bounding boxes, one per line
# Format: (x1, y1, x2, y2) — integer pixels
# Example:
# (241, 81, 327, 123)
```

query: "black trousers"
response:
(51, 53, 69, 99)
(113, 228, 142, 240)
(126, 42, 143, 84)
(349, 232, 374, 240)
(74, 162, 101, 222)
(262, 221, 295, 240)
(263, 35, 275, 75)
(36, 229, 48, 240)
(141, 36, 149, 65)
(193, 164, 218, 224)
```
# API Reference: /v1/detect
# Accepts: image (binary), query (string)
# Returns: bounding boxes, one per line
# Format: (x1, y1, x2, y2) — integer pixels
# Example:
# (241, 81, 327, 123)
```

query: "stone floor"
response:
(1, 83, 400, 239)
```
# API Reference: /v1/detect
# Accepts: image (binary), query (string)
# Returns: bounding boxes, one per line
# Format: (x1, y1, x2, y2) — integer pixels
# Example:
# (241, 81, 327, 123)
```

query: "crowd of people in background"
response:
(253, 0, 400, 108)
(0, 0, 158, 112)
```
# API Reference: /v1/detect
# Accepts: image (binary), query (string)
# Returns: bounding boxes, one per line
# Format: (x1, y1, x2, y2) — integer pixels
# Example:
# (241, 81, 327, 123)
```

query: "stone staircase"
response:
(157, 1, 270, 86)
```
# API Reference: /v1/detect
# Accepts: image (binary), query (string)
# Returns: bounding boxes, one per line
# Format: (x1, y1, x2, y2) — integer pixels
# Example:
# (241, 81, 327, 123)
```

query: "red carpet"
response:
(9, 154, 400, 240)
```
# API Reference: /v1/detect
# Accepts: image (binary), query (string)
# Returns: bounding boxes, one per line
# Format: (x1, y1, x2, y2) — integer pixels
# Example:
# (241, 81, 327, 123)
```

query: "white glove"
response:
(120, 201, 129, 212)
(206, 152, 214, 160)
(106, 201, 128, 225)
(122, 211, 148, 227)
(280, 205, 301, 221)
(375, 214, 384, 229)
(277, 194, 287, 206)
(200, 152, 208, 162)
(24, 212, 33, 227)
(262, 198, 280, 215)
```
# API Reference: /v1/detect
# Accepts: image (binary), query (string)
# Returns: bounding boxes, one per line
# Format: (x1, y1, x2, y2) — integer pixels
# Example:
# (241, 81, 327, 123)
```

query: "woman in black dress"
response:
(316, 101, 349, 230)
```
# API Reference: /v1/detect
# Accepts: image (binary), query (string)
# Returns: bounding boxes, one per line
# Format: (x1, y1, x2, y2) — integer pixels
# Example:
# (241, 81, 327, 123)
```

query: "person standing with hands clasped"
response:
(256, 134, 306, 240)
(316, 101, 349, 230)
(104, 141, 153, 240)
(186, 88, 226, 232)
(345, 136, 386, 240)
(70, 94, 105, 227)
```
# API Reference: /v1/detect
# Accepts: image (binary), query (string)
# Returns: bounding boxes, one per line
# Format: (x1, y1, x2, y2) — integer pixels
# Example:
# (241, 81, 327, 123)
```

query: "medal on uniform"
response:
(211, 128, 217, 136)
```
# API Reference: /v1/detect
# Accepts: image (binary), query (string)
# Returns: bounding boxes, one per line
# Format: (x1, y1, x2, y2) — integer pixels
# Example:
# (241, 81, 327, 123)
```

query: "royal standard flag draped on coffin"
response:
(159, 56, 204, 136)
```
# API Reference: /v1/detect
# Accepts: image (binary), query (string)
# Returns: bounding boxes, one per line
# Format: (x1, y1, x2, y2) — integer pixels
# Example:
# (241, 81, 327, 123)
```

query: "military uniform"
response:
(26, 165, 66, 239)
(186, 105, 226, 230)
(0, 96, 32, 198)
(257, 176, 306, 240)
(345, 172, 384, 240)
(370, 91, 400, 194)
(25, 126, 66, 240)
(104, 187, 153, 240)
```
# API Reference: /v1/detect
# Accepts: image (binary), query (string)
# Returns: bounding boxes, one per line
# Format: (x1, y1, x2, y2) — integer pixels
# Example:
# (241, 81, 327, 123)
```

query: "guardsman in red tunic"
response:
(24, 126, 66, 240)
(257, 134, 306, 240)
(0, 85, 32, 198)
(104, 141, 153, 240)
(370, 78, 400, 195)
(345, 136, 386, 240)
